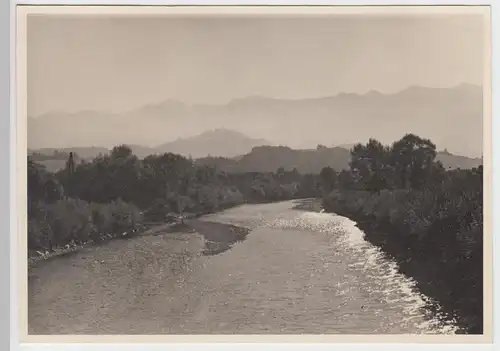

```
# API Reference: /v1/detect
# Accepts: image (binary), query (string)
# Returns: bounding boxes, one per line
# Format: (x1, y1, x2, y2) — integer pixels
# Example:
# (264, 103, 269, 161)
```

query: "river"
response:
(28, 200, 458, 335)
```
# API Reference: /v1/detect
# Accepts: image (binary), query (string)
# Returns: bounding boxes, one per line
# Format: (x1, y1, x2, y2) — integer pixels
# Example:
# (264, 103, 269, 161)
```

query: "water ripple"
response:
(264, 208, 458, 334)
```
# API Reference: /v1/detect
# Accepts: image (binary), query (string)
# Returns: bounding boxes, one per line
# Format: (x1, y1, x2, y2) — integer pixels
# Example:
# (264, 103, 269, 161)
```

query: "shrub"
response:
(144, 198, 171, 222)
(108, 199, 143, 235)
(27, 198, 143, 252)
(321, 167, 483, 334)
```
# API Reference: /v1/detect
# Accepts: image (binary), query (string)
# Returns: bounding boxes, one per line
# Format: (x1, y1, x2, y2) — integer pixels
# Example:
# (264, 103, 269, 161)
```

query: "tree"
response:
(106, 145, 142, 203)
(426, 161, 447, 190)
(276, 167, 286, 182)
(337, 169, 355, 190)
(298, 174, 320, 197)
(169, 195, 192, 223)
(28, 158, 64, 208)
(349, 138, 389, 192)
(319, 166, 337, 194)
(389, 134, 437, 189)
(63, 152, 76, 197)
(110, 145, 133, 159)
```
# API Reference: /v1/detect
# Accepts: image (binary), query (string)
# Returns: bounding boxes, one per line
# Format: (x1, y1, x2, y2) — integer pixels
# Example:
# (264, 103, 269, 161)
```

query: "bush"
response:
(144, 198, 171, 222)
(28, 198, 143, 252)
(322, 169, 483, 334)
(108, 199, 143, 236)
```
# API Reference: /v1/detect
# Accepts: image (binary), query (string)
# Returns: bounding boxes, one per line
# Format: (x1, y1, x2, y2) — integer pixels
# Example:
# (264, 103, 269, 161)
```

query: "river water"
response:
(28, 200, 458, 335)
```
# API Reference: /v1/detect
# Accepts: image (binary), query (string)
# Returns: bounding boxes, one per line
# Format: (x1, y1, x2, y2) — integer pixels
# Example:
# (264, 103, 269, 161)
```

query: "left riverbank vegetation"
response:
(27, 145, 322, 259)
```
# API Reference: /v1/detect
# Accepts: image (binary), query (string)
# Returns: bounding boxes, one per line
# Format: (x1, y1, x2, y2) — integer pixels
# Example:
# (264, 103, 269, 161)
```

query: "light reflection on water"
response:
(28, 200, 458, 335)
(198, 200, 458, 334)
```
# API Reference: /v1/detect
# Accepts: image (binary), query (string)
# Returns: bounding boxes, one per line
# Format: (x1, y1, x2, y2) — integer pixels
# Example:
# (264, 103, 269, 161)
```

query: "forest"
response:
(27, 133, 483, 334)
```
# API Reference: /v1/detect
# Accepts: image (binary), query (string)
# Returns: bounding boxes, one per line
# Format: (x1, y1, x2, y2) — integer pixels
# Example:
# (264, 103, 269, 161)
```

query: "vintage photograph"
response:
(23, 6, 489, 337)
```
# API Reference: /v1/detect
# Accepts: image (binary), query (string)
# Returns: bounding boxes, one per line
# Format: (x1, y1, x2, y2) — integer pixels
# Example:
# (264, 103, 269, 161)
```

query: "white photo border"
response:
(7, 1, 498, 350)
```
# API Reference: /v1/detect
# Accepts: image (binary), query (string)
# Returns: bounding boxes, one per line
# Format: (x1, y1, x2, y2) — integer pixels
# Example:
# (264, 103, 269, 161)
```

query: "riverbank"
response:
(28, 205, 254, 270)
(292, 198, 324, 212)
(321, 191, 482, 335)
(28, 197, 309, 268)
(344, 215, 470, 331)
(137, 216, 251, 256)
(28, 222, 154, 270)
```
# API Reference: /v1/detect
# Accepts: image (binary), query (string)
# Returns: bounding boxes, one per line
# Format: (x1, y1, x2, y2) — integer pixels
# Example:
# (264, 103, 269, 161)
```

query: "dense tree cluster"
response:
(320, 133, 483, 334)
(27, 146, 320, 255)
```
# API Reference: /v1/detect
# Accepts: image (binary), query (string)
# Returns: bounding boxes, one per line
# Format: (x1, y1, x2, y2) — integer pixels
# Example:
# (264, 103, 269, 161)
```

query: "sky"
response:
(27, 13, 485, 116)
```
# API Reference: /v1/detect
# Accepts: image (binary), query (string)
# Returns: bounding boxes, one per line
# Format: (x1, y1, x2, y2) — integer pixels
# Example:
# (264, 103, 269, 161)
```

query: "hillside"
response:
(155, 129, 271, 158)
(28, 84, 483, 158)
(435, 150, 483, 170)
(232, 145, 351, 173)
(30, 128, 482, 174)
(195, 144, 482, 174)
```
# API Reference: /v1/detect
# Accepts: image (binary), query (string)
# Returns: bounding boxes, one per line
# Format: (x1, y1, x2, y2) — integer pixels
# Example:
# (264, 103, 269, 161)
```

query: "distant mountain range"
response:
(28, 84, 483, 159)
(30, 129, 482, 174)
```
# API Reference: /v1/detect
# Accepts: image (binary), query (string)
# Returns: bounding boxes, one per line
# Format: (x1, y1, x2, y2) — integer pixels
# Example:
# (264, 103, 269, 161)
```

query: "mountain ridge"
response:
(28, 84, 483, 159)
(29, 82, 482, 118)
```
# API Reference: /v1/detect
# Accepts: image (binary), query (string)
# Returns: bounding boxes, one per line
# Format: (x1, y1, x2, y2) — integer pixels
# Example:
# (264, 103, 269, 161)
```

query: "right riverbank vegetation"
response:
(27, 133, 482, 334)
(321, 134, 483, 335)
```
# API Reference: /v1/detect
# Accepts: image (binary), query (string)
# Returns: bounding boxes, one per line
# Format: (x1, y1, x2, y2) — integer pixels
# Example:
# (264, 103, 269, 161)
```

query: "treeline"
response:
(319, 133, 483, 334)
(28, 145, 322, 257)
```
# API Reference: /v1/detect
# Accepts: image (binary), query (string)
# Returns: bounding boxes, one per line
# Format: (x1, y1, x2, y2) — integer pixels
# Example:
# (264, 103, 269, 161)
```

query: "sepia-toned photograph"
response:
(19, 5, 491, 341)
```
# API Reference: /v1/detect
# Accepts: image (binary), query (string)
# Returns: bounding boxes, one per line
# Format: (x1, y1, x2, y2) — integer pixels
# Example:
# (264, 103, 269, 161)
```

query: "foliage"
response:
(28, 198, 143, 251)
(321, 134, 483, 334)
(28, 158, 64, 205)
(319, 166, 336, 194)
(28, 145, 317, 255)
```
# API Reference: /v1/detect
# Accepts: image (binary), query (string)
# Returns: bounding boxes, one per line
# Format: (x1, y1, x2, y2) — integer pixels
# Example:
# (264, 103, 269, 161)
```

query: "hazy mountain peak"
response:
(456, 82, 481, 89)
(203, 128, 248, 137)
(366, 89, 384, 97)
(337, 92, 361, 98)
(133, 99, 186, 114)
(154, 128, 271, 159)
(229, 95, 270, 104)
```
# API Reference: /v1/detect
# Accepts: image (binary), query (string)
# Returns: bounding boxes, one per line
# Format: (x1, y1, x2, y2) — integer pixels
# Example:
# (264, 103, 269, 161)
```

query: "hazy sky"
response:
(27, 13, 485, 116)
